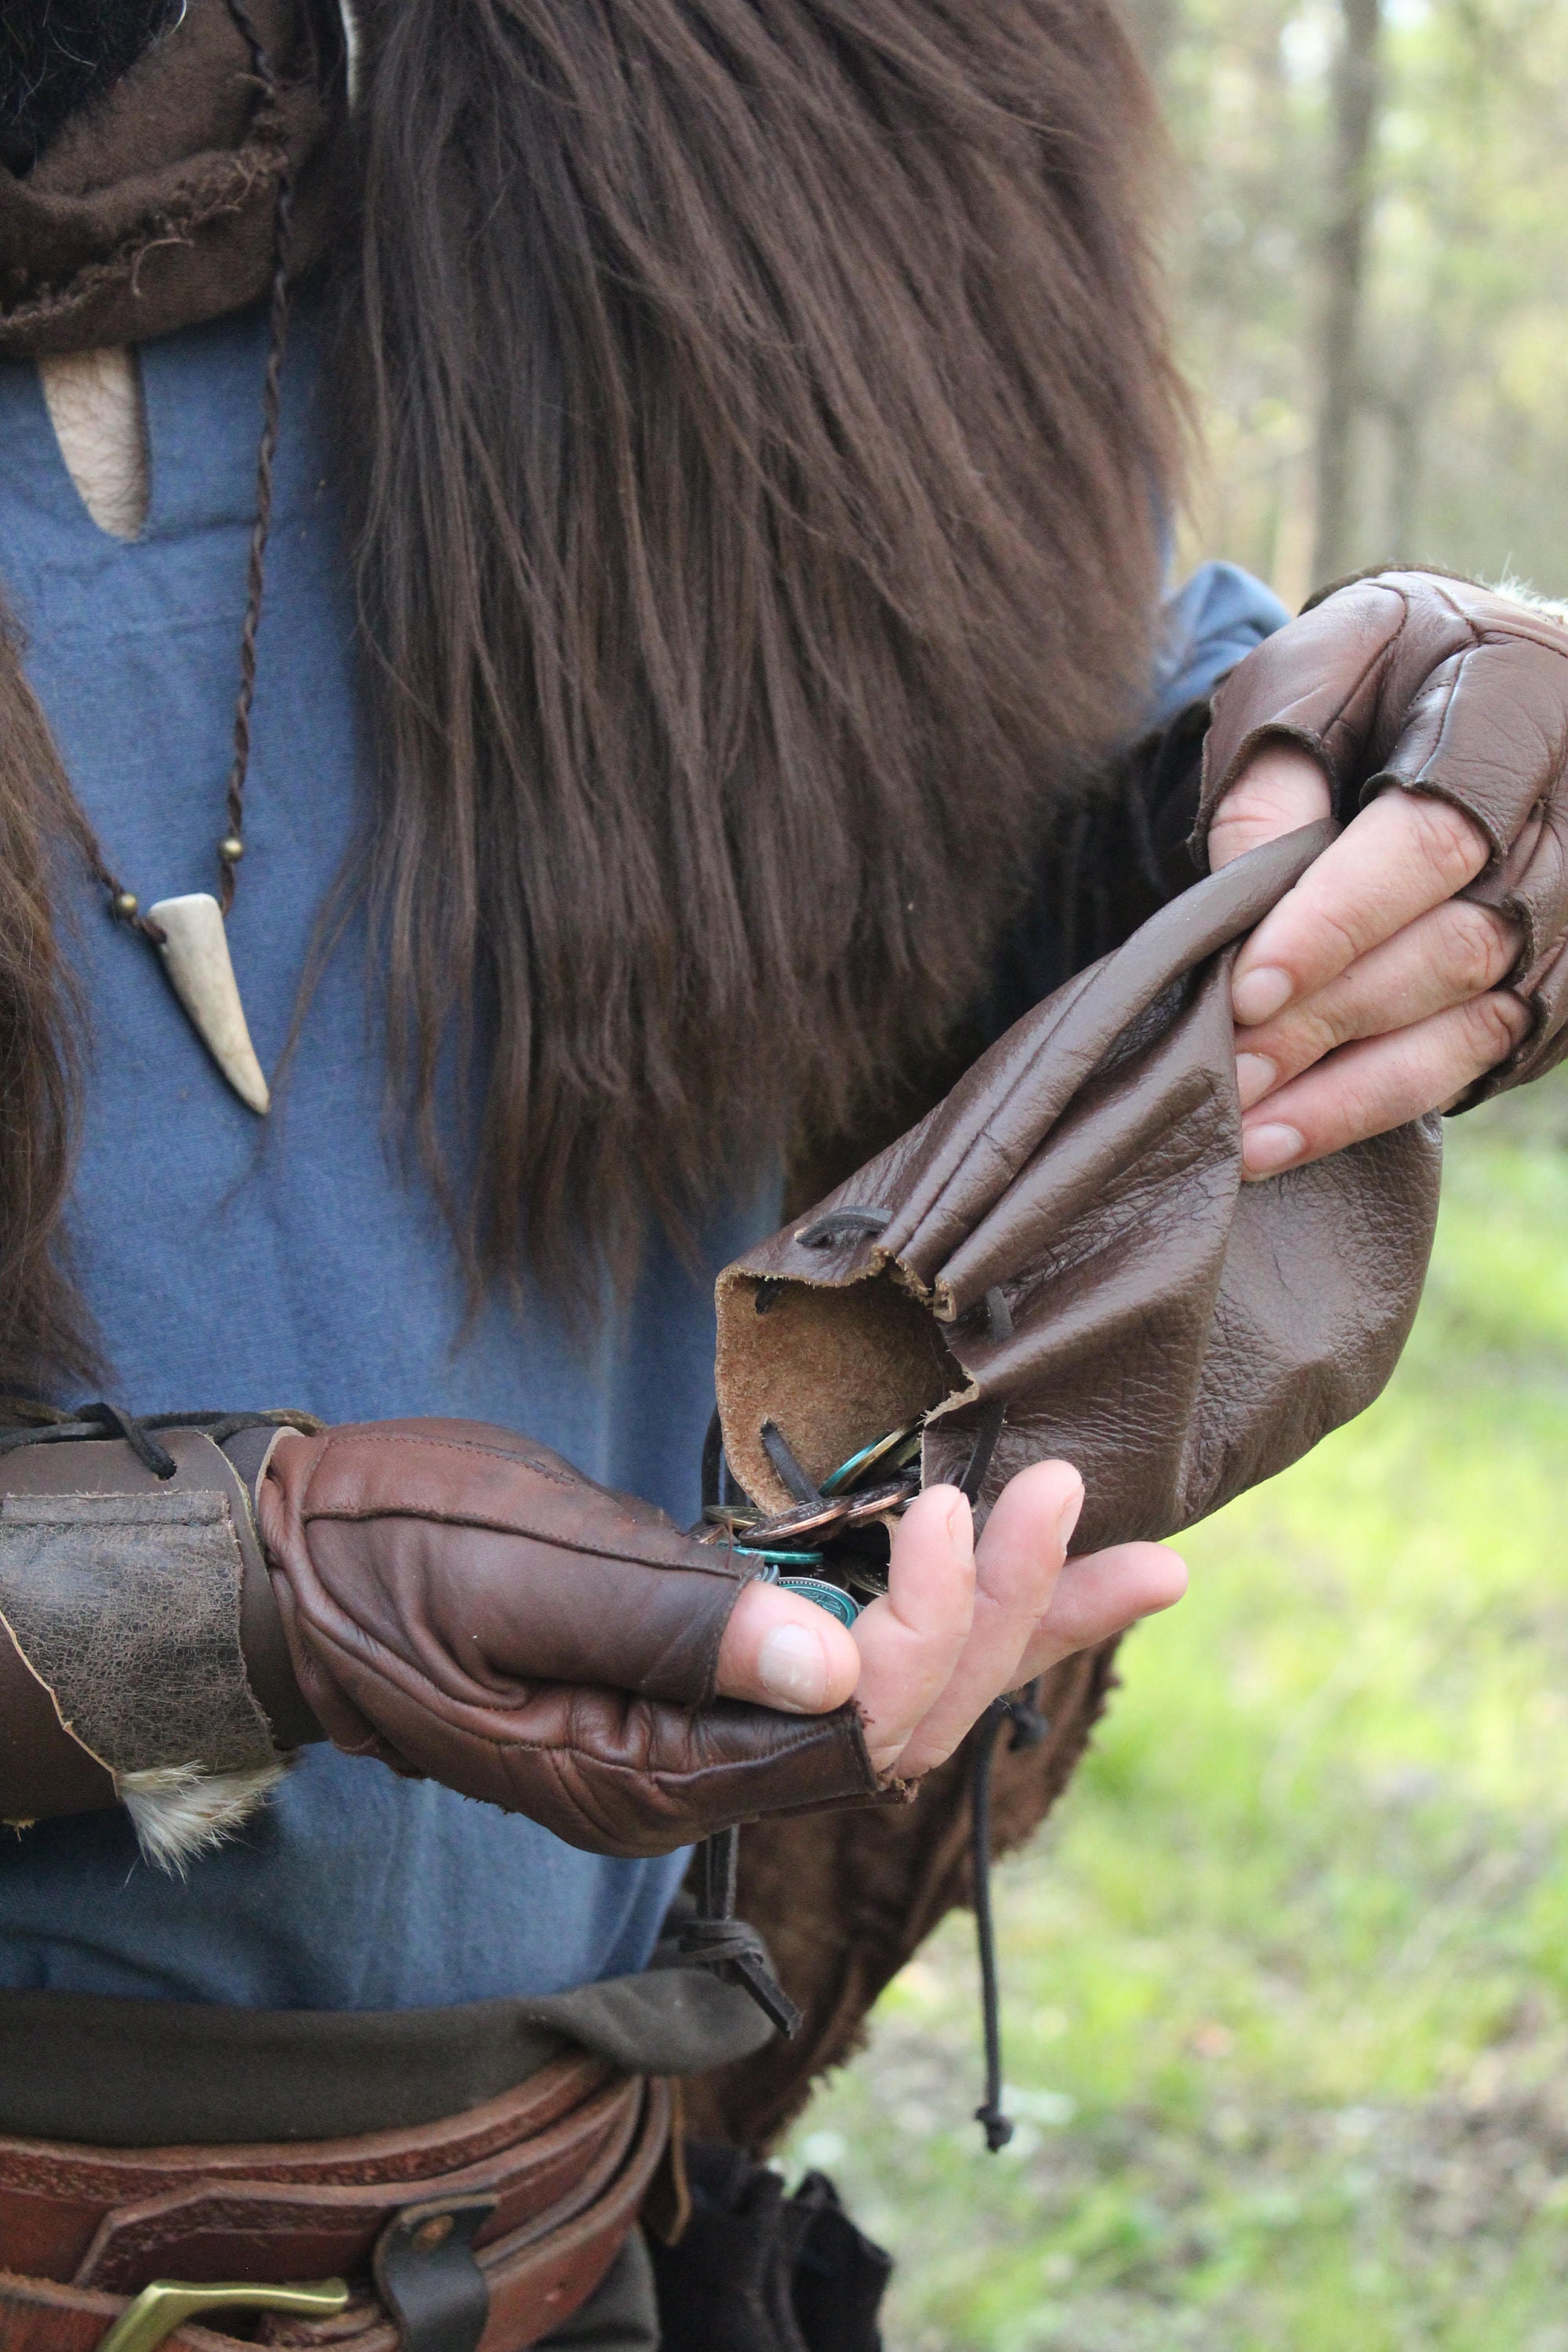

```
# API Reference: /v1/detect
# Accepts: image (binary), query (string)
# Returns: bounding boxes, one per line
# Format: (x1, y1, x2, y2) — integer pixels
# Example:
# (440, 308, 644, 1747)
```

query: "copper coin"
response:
(842, 1479, 916, 1527)
(741, 1494, 855, 1547)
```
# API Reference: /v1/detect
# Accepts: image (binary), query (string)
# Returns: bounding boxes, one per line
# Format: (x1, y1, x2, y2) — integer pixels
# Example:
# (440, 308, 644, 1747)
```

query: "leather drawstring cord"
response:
(970, 1679, 1051, 2151)
(958, 1286, 1013, 1505)
(795, 1207, 892, 1250)
(760, 1418, 819, 1504)
(782, 1272, 1032, 2149)
(681, 1824, 801, 2038)
(695, 1396, 1054, 2147)
(690, 1417, 804, 2038)
(74, 0, 293, 941)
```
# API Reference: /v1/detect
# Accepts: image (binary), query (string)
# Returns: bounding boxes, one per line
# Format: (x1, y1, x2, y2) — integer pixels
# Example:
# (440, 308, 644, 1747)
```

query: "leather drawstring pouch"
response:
(715, 820, 1442, 1552)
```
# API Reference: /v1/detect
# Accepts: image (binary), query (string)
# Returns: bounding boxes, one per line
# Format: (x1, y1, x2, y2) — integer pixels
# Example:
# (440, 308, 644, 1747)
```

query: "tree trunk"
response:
(1122, 0, 1178, 86)
(1383, 385, 1425, 561)
(1312, 0, 1384, 586)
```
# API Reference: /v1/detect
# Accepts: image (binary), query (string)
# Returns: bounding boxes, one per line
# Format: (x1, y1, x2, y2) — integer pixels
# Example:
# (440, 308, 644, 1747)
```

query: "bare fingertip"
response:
(1241, 1120, 1304, 1175)
(758, 1623, 830, 1711)
(1231, 966, 1294, 1026)
(1156, 1548, 1190, 1605)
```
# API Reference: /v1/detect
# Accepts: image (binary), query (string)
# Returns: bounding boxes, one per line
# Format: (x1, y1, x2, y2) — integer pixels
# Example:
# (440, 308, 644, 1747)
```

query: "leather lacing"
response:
(968, 1682, 1050, 2152)
(700, 1301, 1042, 2150)
(679, 1823, 803, 2040)
(0, 1403, 317, 1476)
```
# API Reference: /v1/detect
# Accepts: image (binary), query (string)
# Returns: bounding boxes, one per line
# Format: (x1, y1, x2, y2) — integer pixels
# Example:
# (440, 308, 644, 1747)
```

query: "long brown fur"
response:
(0, 0, 1183, 1365)
(0, 614, 96, 1398)
(341, 0, 1183, 1299)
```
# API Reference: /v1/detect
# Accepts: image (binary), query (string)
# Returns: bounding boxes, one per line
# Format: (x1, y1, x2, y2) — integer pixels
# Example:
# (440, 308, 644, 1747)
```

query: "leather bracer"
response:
(0, 1415, 317, 1858)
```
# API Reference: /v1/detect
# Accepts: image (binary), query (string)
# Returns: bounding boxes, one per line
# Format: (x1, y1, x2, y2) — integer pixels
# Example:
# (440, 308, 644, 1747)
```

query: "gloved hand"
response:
(1197, 570, 1568, 1174)
(257, 1418, 890, 1856)
(261, 1418, 1181, 1851)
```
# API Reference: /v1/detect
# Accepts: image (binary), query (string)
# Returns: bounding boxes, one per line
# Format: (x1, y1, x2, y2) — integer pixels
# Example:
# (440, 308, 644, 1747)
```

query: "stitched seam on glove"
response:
(315, 1429, 583, 1481)
(294, 1505, 749, 1582)
(1375, 654, 1496, 848)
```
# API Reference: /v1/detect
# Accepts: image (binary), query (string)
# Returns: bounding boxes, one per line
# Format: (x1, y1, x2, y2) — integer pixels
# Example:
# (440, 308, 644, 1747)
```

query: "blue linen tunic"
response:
(0, 293, 1283, 2009)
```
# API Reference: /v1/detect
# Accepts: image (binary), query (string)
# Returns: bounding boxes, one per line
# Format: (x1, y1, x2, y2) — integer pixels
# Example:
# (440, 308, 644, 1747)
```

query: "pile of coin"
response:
(699, 1421, 925, 1622)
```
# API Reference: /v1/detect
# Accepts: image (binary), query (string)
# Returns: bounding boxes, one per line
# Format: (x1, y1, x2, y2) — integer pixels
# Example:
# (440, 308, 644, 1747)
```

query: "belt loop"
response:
(372, 2195, 496, 2352)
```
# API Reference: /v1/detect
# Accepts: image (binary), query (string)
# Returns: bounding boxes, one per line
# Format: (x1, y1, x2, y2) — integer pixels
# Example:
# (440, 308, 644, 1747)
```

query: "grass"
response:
(782, 1076, 1568, 2350)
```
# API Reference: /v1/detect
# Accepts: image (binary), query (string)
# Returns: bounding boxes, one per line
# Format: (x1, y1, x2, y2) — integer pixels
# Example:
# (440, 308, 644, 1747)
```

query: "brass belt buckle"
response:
(96, 2278, 352, 2352)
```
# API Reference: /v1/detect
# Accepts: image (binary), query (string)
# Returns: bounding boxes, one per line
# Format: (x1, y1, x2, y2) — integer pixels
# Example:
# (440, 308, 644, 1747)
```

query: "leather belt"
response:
(0, 2054, 670, 2352)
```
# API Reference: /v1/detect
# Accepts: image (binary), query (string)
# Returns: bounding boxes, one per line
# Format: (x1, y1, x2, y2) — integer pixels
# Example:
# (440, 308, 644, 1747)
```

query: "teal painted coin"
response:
(778, 1577, 862, 1628)
(821, 1420, 921, 1495)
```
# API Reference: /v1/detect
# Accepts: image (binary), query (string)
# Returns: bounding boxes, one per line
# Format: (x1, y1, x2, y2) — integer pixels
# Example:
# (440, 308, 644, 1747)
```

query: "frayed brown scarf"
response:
(0, 0, 1183, 1392)
(0, 0, 344, 356)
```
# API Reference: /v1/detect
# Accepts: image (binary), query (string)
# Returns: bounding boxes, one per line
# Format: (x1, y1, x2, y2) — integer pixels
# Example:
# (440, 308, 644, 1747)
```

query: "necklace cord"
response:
(220, 0, 295, 915)
(72, 0, 294, 944)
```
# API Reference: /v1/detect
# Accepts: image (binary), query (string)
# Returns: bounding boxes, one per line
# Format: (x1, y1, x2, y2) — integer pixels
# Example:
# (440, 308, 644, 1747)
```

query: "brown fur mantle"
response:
(0, 0, 1185, 1391)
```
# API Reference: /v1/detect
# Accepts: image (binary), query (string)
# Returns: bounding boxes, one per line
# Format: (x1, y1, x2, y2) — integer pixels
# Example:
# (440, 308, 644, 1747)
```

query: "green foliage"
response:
(785, 1079, 1568, 2346)
(1146, 0, 1568, 600)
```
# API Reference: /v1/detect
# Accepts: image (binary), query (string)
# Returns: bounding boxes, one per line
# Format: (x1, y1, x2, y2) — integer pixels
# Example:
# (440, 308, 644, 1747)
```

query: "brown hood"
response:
(0, 0, 346, 358)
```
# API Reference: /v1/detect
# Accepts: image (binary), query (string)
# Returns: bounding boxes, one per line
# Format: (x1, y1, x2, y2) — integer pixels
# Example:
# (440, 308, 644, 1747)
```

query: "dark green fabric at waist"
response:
(0, 1962, 771, 2146)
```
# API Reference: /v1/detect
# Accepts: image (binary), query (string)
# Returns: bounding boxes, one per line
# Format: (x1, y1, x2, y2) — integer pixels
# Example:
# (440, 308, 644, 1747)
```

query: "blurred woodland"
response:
(782, 9, 1568, 2345)
(1124, 0, 1568, 604)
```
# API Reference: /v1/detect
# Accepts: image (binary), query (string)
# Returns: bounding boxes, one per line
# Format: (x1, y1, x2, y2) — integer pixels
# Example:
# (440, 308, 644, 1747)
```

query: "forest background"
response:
(779, 4, 1568, 2347)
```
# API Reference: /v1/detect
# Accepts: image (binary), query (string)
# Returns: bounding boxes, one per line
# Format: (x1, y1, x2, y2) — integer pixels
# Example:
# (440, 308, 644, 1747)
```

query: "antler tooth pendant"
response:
(147, 893, 270, 1116)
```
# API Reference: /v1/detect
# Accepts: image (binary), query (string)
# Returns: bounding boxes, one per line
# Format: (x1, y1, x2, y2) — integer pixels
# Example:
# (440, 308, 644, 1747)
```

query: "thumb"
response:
(715, 1577, 862, 1715)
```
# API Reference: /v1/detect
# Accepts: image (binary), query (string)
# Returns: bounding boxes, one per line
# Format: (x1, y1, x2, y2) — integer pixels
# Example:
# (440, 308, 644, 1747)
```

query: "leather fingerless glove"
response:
(257, 1418, 886, 1856)
(1196, 568, 1568, 1102)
